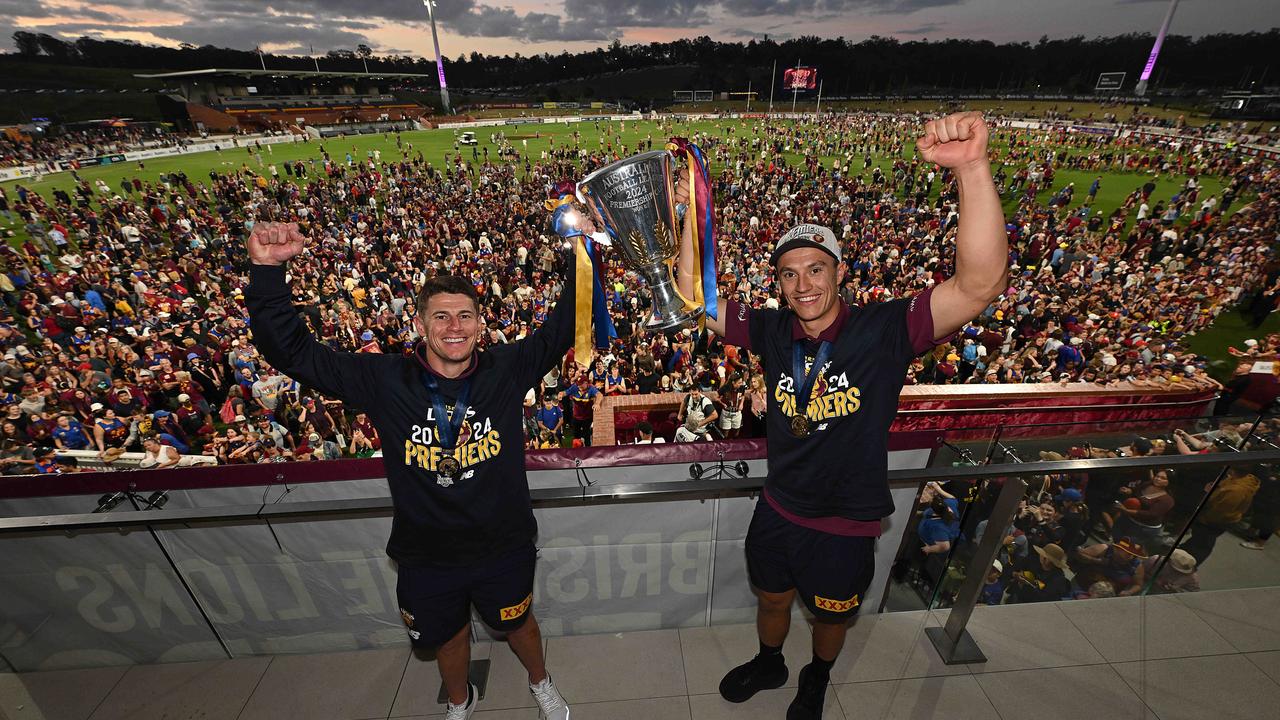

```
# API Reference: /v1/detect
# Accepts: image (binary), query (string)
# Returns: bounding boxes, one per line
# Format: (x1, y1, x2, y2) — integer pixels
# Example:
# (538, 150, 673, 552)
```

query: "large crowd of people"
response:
(0, 111, 1275, 478)
(897, 417, 1280, 604)
(1, 124, 188, 168)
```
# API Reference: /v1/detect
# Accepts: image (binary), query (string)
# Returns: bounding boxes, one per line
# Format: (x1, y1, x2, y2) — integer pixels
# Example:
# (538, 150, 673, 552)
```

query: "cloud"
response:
(148, 18, 376, 50)
(719, 0, 966, 17)
(894, 22, 942, 34)
(1, 0, 51, 20)
(7, 0, 718, 49)
(722, 27, 793, 41)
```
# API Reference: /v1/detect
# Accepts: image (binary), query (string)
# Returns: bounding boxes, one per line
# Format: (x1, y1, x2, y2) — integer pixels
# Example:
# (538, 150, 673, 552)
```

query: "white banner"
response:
(0, 166, 38, 182)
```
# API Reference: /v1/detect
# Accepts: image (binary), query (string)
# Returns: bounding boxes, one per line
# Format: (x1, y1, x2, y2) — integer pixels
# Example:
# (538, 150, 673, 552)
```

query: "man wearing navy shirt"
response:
(245, 221, 572, 720)
(676, 112, 1008, 719)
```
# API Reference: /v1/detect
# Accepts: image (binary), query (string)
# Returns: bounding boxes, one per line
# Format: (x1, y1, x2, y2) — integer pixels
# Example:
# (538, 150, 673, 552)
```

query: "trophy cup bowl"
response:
(576, 149, 704, 331)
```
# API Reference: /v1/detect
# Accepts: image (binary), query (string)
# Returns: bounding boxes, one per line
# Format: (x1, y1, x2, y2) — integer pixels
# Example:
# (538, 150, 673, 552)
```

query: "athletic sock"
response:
(809, 654, 835, 682)
(759, 641, 784, 663)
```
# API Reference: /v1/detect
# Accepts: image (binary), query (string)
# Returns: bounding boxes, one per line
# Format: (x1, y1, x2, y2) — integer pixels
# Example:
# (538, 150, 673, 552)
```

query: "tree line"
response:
(9, 30, 1279, 96)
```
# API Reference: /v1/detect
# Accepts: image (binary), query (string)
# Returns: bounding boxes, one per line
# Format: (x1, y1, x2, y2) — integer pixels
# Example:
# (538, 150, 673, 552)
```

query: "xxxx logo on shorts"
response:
(814, 594, 860, 613)
(500, 593, 533, 621)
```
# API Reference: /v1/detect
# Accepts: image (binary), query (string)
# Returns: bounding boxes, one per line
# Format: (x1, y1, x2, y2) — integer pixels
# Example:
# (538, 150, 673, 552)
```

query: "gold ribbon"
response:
(544, 193, 595, 364)
(668, 142, 706, 332)
(573, 235, 594, 365)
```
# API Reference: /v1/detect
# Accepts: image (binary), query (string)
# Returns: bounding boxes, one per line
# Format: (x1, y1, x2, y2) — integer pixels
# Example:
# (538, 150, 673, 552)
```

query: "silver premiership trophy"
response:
(576, 150, 704, 331)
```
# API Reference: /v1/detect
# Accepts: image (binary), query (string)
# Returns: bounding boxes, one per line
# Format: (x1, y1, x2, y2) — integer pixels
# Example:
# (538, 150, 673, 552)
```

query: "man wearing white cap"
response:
(676, 111, 1008, 719)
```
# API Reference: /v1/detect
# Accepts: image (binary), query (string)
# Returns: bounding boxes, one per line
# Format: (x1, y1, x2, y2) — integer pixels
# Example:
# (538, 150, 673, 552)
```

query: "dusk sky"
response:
(2, 0, 1277, 59)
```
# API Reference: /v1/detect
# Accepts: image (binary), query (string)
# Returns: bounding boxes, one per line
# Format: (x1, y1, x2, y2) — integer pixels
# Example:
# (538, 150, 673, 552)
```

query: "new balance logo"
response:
(814, 594, 860, 613)
(500, 593, 533, 621)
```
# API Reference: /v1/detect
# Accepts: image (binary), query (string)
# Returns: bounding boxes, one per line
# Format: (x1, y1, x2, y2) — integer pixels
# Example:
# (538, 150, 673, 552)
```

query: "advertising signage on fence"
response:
(1068, 125, 1117, 137)
(1095, 72, 1126, 92)
(783, 67, 818, 91)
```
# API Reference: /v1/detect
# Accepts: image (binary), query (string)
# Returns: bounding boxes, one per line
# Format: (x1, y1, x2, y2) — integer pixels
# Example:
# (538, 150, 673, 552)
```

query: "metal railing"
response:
(3, 449, 1277, 671)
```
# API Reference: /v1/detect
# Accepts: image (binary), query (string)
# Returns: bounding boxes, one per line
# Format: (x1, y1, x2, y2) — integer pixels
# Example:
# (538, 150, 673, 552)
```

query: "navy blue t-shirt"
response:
(724, 287, 945, 522)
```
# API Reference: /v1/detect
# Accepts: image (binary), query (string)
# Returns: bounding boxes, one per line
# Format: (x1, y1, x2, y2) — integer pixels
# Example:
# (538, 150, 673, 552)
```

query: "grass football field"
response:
(0, 118, 1246, 372)
(2, 118, 1222, 225)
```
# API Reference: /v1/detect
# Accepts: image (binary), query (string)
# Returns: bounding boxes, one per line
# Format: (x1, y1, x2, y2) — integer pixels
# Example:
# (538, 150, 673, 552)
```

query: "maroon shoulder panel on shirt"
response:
(906, 284, 954, 355)
(723, 300, 753, 350)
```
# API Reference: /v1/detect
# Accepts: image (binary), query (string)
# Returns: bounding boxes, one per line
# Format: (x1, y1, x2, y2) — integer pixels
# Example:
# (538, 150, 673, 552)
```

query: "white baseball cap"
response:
(770, 223, 841, 266)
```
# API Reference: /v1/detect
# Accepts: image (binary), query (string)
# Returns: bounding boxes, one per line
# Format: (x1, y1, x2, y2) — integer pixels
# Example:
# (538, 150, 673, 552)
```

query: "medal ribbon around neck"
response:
(422, 371, 472, 468)
(791, 340, 833, 432)
(546, 182, 617, 363)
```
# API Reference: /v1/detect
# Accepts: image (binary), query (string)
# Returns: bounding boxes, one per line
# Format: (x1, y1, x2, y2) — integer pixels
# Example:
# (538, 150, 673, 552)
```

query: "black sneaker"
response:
(786, 664, 829, 719)
(718, 652, 788, 703)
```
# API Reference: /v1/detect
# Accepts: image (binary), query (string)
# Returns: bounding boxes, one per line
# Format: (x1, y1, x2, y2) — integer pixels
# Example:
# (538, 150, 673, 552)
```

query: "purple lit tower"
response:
(423, 0, 452, 113)
(1134, 0, 1181, 96)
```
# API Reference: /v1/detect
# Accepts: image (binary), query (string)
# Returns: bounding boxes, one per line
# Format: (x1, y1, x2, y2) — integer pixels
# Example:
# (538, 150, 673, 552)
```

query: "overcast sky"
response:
(2, 0, 1277, 59)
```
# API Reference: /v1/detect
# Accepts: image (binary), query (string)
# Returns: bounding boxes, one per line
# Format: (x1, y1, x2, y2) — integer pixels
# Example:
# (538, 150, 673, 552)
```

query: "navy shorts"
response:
(395, 543, 537, 648)
(745, 498, 876, 622)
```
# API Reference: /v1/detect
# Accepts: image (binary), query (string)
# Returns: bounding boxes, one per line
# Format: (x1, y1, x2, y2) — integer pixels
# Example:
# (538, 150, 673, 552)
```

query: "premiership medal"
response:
(790, 414, 811, 438)
(423, 370, 472, 489)
(437, 455, 461, 482)
(790, 340, 832, 440)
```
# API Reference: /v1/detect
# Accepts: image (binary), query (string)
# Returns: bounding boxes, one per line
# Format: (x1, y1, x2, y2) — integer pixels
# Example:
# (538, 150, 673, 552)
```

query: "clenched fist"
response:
(247, 221, 308, 266)
(916, 111, 990, 172)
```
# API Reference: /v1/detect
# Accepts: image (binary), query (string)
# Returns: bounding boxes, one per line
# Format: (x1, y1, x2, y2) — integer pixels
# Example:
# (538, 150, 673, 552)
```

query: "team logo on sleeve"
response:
(813, 594, 860, 613)
(499, 593, 533, 621)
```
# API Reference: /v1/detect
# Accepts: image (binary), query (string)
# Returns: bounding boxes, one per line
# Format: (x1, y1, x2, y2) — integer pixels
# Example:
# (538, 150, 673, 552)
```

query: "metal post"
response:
(746, 81, 752, 112)
(140, 514, 234, 659)
(791, 60, 800, 114)
(704, 497, 720, 625)
(815, 79, 823, 116)
(1144, 411, 1261, 592)
(768, 60, 776, 114)
(423, 0, 452, 114)
(1135, 0, 1181, 96)
(926, 476, 1029, 664)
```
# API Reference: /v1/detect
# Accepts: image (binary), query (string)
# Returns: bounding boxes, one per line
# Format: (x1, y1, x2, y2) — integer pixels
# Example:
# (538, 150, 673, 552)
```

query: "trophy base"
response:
(645, 304, 704, 332)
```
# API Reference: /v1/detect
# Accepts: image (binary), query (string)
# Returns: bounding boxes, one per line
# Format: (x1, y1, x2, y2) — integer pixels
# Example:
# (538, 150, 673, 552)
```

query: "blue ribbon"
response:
(583, 235, 618, 349)
(687, 142, 719, 321)
(550, 200, 617, 349)
(792, 340, 833, 424)
(422, 372, 471, 452)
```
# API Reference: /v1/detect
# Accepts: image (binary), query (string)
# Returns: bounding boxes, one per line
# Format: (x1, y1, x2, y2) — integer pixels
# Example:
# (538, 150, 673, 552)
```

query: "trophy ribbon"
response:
(666, 137, 719, 329)
(546, 184, 616, 363)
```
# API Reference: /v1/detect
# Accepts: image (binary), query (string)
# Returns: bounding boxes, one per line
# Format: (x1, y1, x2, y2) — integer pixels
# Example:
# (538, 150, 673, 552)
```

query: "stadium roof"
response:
(134, 68, 434, 80)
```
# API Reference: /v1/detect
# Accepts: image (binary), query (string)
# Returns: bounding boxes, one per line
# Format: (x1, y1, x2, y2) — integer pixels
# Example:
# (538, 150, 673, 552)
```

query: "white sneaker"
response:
(530, 674, 570, 720)
(444, 682, 477, 720)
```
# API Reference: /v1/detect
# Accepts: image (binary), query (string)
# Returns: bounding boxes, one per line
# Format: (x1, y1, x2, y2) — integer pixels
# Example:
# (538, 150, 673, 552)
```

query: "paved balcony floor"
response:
(3, 587, 1280, 720)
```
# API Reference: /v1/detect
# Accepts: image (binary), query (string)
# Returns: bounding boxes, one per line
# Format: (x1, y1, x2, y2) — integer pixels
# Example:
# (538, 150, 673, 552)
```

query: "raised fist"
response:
(916, 111, 990, 172)
(247, 221, 307, 267)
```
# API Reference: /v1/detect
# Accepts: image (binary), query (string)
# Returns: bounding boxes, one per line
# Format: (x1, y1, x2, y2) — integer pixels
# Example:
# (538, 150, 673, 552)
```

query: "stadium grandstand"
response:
(137, 68, 437, 135)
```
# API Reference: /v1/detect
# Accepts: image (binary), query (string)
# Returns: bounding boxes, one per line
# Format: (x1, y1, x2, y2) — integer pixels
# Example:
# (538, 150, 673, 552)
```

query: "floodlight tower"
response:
(1134, 0, 1180, 97)
(423, 0, 452, 113)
